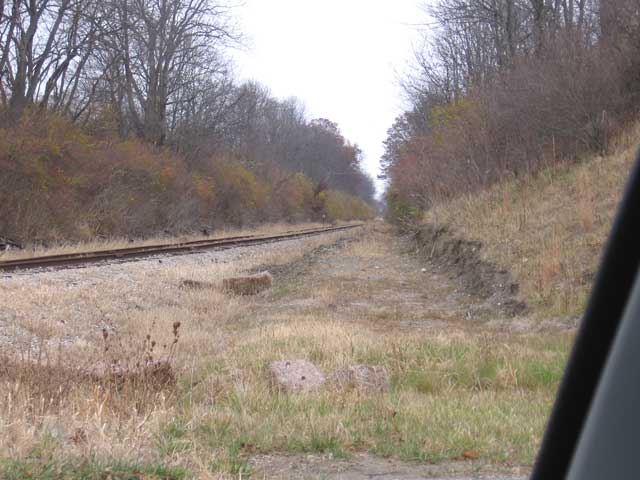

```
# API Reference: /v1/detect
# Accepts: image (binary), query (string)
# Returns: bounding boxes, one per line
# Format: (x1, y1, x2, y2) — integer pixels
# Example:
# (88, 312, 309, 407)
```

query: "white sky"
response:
(230, 0, 424, 196)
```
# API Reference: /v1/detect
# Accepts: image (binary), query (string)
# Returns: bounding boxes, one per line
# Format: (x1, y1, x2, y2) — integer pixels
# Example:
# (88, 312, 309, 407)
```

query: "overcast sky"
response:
(230, 0, 425, 196)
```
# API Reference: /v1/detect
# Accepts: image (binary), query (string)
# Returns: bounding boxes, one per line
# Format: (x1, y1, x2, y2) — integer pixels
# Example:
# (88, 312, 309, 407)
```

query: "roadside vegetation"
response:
(0, 112, 374, 246)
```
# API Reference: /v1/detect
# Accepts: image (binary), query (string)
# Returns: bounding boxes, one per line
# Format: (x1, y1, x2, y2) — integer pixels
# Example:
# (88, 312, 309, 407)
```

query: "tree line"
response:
(0, 0, 375, 242)
(383, 0, 639, 223)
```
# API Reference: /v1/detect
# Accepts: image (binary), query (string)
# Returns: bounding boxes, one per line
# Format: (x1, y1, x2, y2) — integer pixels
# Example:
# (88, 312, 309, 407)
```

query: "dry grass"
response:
(345, 232, 388, 258)
(424, 124, 640, 319)
(0, 221, 329, 262)
(0, 231, 353, 477)
(0, 226, 569, 478)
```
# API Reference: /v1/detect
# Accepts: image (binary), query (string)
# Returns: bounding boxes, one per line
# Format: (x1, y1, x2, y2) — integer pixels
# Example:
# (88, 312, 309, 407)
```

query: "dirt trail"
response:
(256, 222, 522, 335)
(247, 222, 532, 479)
(250, 453, 527, 480)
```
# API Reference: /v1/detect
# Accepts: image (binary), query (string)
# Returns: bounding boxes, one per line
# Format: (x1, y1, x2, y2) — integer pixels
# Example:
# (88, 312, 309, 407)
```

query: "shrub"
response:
(0, 113, 375, 244)
(322, 190, 376, 222)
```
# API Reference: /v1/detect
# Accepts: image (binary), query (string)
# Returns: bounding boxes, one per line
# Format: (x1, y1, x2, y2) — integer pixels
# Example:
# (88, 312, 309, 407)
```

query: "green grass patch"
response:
(190, 329, 571, 470)
(1, 457, 188, 480)
(156, 418, 194, 457)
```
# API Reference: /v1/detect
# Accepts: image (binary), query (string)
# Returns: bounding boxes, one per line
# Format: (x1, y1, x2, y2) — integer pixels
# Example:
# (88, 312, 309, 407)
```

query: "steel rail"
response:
(0, 223, 363, 273)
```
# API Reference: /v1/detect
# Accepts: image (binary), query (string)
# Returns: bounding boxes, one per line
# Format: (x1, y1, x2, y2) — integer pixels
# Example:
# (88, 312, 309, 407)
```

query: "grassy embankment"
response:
(424, 124, 639, 320)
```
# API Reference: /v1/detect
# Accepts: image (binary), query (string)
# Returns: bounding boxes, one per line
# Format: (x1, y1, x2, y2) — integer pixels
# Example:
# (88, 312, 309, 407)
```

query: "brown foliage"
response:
(385, 1, 640, 223)
(386, 43, 632, 222)
(0, 112, 373, 244)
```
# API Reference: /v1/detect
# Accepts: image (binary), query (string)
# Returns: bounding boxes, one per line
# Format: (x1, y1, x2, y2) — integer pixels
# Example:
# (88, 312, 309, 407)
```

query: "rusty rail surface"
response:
(0, 224, 363, 273)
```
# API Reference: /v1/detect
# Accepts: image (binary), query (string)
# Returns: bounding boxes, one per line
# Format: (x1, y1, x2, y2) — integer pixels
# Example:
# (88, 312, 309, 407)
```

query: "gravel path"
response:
(0, 233, 345, 355)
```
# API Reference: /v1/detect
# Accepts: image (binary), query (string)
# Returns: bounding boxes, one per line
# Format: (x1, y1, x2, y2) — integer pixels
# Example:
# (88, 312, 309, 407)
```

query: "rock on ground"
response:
(269, 359, 326, 393)
(331, 365, 390, 393)
(223, 271, 273, 295)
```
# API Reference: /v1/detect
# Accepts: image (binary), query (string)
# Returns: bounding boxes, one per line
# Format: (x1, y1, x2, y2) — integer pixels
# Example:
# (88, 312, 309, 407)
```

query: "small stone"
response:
(330, 364, 390, 393)
(269, 359, 325, 393)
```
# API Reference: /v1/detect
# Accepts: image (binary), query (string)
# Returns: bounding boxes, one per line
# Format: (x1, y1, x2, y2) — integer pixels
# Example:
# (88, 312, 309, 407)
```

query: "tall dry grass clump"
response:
(0, 319, 188, 478)
(0, 318, 181, 412)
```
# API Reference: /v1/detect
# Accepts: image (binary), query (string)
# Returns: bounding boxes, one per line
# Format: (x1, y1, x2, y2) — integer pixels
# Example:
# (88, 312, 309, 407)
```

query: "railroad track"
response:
(0, 223, 363, 273)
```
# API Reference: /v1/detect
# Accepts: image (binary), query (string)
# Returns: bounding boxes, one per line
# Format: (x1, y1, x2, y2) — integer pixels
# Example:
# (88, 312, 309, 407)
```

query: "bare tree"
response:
(0, 0, 107, 119)
(384, 0, 633, 215)
(99, 0, 239, 145)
